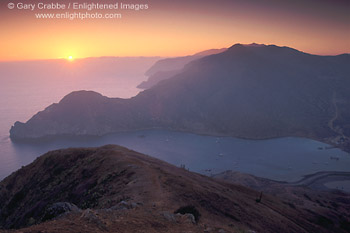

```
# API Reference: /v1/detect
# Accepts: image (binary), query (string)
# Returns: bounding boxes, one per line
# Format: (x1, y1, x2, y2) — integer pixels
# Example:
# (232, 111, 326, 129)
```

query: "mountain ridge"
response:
(1, 145, 349, 232)
(138, 48, 227, 89)
(10, 44, 350, 151)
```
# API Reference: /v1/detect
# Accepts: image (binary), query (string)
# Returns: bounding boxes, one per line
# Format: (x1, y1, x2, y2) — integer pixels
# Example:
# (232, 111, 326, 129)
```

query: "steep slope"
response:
(0, 145, 349, 232)
(138, 48, 227, 89)
(10, 44, 350, 151)
(213, 170, 350, 232)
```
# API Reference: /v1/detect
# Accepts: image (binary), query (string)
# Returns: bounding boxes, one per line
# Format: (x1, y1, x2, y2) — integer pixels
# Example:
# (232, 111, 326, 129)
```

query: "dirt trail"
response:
(290, 171, 350, 187)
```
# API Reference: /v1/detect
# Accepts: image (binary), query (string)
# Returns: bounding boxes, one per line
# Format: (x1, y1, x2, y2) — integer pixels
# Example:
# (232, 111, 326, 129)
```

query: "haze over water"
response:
(0, 58, 157, 178)
(0, 58, 349, 182)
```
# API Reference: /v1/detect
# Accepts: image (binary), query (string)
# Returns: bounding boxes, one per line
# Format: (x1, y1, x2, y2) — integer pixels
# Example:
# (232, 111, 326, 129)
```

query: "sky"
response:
(0, 0, 349, 61)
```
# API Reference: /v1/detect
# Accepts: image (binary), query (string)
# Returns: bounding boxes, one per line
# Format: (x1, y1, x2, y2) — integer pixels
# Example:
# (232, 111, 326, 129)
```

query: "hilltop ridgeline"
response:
(10, 44, 350, 151)
(1, 145, 349, 232)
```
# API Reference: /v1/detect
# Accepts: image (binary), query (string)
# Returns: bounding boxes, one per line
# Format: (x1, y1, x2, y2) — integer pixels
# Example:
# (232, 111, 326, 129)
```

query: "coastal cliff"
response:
(10, 44, 350, 151)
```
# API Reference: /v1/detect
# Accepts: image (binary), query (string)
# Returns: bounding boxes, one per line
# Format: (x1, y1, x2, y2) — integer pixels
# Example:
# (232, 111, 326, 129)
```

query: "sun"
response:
(67, 55, 74, 61)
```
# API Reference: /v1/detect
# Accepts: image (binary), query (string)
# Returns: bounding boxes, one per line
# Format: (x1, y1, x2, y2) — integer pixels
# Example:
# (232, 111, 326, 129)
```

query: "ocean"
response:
(1, 58, 349, 183)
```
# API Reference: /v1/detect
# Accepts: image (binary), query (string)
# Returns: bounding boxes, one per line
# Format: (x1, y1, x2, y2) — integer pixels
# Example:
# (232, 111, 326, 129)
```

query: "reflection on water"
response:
(2, 130, 350, 182)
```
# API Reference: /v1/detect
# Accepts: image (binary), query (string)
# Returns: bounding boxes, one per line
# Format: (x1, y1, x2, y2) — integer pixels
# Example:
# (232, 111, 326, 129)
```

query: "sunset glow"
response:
(0, 0, 349, 61)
